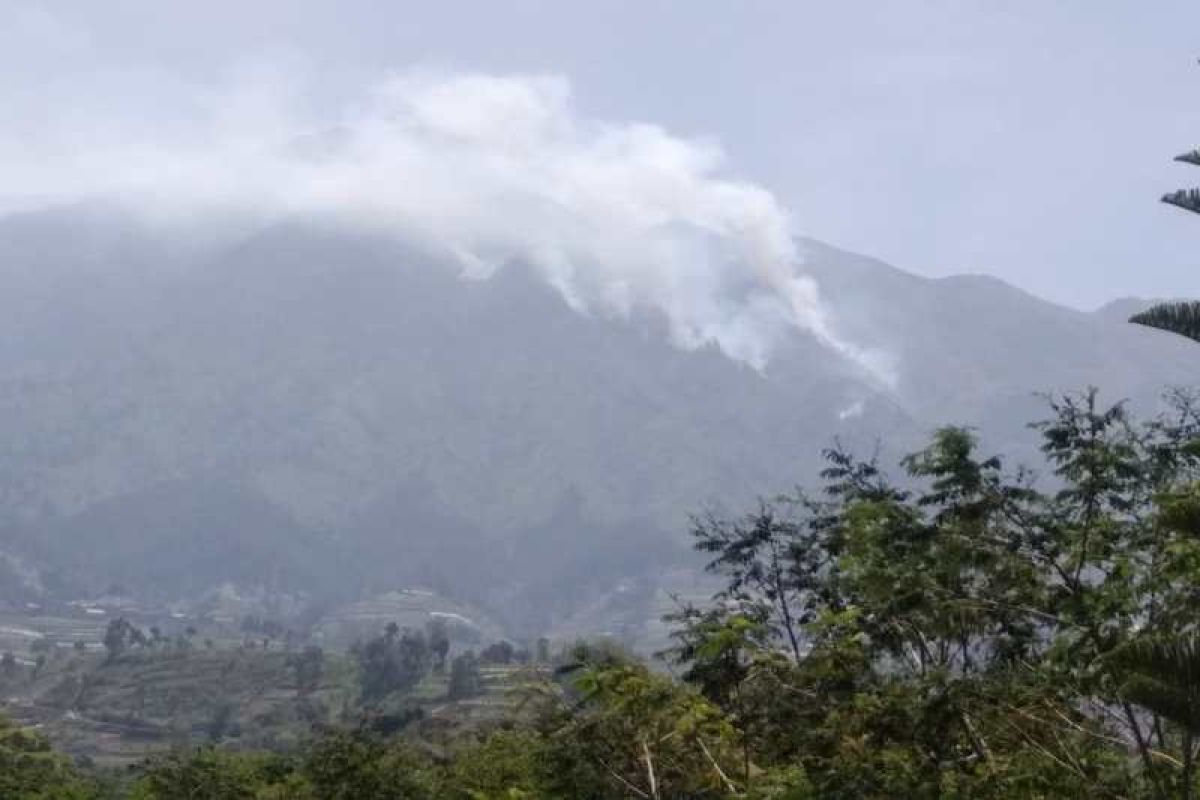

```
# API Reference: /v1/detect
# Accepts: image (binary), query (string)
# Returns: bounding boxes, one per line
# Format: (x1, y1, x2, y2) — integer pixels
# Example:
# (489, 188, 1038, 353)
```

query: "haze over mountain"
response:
(15, 10, 1200, 795)
(2, 200, 1198, 640)
(3, 69, 1199, 644)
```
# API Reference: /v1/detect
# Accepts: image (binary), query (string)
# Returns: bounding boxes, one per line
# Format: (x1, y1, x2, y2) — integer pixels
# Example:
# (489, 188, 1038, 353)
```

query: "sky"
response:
(4, 1, 1200, 310)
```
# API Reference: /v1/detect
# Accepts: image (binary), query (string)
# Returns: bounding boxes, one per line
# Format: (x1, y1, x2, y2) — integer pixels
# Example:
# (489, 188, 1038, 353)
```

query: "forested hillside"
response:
(1, 208, 1198, 642)
(9, 392, 1200, 797)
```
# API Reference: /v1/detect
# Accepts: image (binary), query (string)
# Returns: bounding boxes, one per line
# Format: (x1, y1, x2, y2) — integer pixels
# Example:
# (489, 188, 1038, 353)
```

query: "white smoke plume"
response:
(0, 66, 893, 383)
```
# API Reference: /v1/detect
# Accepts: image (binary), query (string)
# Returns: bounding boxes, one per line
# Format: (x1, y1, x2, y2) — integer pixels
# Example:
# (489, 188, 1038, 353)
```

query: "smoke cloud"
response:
(0, 64, 892, 383)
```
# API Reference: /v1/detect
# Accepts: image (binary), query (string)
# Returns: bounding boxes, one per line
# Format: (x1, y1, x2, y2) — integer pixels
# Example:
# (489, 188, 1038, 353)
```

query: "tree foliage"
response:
(0, 715, 100, 799)
(663, 389, 1200, 798)
(25, 391, 1200, 798)
(448, 651, 482, 700)
(1131, 301, 1200, 343)
(354, 625, 430, 706)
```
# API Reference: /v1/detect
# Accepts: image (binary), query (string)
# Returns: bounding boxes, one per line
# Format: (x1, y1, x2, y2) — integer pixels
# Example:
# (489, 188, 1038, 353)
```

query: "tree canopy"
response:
(17, 391, 1200, 798)
(1130, 123, 1200, 340)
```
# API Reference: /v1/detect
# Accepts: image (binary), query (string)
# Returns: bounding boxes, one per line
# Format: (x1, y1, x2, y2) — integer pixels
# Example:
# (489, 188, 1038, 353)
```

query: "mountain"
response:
(801, 240, 1200, 438)
(1091, 297, 1167, 325)
(1, 206, 1198, 639)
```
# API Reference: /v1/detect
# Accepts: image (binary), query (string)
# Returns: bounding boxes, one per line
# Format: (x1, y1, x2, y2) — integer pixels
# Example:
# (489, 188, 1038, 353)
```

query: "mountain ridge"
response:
(2, 207, 1198, 640)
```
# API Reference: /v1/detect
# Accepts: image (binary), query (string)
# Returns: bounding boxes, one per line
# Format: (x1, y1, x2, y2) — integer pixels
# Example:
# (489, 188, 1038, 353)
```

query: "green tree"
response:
(130, 747, 298, 799)
(287, 645, 325, 694)
(440, 729, 544, 799)
(534, 657, 746, 799)
(1111, 634, 1200, 800)
(667, 391, 1200, 797)
(0, 714, 99, 799)
(448, 651, 483, 699)
(1, 651, 17, 679)
(1132, 302, 1200, 342)
(480, 641, 515, 665)
(102, 617, 138, 663)
(1130, 122, 1200, 339)
(426, 618, 451, 673)
(355, 625, 430, 706)
(302, 732, 435, 800)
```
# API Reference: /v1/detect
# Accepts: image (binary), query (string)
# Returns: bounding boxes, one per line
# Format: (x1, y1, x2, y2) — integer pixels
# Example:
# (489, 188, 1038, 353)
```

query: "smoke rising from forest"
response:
(1, 64, 891, 381)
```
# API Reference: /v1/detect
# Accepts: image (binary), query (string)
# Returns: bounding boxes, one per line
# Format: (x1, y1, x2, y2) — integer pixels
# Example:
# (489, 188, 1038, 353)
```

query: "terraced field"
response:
(0, 640, 546, 767)
(0, 612, 109, 659)
(311, 589, 505, 648)
(2, 647, 358, 766)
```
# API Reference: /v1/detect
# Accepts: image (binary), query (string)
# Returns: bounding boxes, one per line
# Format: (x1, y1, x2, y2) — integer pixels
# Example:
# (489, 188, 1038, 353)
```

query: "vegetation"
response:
(9, 390, 1200, 796)
(354, 622, 431, 707)
(447, 651, 482, 700)
(1131, 124, 1200, 340)
(0, 715, 100, 799)
(1132, 301, 1200, 343)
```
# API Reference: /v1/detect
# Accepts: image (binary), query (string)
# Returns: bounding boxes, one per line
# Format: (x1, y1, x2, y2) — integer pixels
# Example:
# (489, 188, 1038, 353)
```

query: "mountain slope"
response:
(1, 208, 1197, 635)
(802, 238, 1200, 442)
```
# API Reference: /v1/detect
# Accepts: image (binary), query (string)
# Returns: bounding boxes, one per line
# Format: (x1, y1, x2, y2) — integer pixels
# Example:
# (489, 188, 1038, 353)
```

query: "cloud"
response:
(0, 65, 892, 383)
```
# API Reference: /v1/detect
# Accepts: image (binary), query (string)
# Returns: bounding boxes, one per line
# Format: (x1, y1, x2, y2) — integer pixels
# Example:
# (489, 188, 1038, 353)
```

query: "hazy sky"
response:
(6, 1, 1200, 309)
